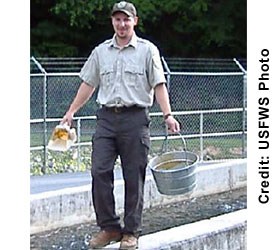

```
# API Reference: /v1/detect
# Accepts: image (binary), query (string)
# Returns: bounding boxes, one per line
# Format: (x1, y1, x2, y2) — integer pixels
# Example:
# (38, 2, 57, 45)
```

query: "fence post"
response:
(31, 57, 48, 174)
(241, 74, 247, 158)
(161, 56, 171, 92)
(200, 112, 204, 161)
(233, 58, 247, 158)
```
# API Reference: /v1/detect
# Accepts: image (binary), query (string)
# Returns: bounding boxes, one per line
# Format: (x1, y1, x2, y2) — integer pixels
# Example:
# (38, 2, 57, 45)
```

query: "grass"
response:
(30, 134, 246, 175)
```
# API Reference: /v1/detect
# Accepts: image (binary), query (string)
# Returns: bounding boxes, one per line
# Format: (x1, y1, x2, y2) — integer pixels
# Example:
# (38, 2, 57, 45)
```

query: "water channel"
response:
(30, 187, 246, 250)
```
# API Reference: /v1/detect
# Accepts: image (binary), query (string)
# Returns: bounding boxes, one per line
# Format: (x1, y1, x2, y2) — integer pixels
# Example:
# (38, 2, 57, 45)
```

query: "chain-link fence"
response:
(30, 57, 247, 175)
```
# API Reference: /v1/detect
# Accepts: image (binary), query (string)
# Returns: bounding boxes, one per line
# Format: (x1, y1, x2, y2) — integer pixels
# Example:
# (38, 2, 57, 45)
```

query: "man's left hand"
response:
(165, 116, 180, 133)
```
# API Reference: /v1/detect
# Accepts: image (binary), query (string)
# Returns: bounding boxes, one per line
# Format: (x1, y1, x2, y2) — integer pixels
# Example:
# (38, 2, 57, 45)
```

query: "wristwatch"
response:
(164, 113, 172, 120)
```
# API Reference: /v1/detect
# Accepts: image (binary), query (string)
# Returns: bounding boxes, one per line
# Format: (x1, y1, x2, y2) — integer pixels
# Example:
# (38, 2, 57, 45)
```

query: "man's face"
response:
(111, 12, 138, 39)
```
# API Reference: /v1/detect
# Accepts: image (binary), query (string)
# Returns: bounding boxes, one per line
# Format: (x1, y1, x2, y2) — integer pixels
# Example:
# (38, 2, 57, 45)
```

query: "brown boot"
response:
(89, 230, 122, 248)
(120, 234, 138, 250)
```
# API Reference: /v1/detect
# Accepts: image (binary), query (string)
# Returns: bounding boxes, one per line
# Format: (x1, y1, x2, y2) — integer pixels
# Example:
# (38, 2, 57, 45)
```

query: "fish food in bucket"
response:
(148, 133, 199, 195)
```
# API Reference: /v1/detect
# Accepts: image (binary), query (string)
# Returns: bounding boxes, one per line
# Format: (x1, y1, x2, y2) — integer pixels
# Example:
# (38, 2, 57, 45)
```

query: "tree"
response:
(31, 0, 246, 58)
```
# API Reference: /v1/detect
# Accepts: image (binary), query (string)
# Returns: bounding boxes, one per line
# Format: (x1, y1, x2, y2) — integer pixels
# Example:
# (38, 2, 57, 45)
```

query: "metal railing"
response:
(30, 57, 247, 175)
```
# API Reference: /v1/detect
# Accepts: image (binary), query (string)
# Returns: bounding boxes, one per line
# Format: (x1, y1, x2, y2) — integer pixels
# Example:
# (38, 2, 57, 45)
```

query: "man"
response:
(61, 1, 180, 249)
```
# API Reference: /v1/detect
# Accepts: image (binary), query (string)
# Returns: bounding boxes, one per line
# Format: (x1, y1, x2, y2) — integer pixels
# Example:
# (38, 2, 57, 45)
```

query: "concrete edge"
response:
(30, 184, 92, 201)
(30, 159, 247, 234)
(106, 209, 247, 249)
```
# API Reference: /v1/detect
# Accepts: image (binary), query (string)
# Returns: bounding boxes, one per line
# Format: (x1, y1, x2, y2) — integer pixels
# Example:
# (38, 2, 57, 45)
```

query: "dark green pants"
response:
(91, 106, 150, 236)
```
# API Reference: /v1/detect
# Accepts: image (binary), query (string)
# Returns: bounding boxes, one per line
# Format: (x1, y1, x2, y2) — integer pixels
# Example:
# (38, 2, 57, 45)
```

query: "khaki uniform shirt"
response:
(79, 32, 166, 107)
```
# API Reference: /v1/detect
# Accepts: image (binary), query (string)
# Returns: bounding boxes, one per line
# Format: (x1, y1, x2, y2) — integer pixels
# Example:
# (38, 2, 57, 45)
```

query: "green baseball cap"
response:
(112, 1, 137, 17)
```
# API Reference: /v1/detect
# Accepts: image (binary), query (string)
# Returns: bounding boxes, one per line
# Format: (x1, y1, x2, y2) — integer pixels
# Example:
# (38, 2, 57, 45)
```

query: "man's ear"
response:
(133, 16, 138, 26)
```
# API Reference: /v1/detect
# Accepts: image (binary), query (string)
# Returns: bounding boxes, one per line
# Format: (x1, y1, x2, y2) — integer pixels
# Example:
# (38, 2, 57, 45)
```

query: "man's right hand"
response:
(61, 111, 74, 126)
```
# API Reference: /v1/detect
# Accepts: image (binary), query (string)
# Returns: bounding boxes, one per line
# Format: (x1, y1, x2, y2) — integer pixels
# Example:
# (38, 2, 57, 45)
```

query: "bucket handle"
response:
(160, 131, 189, 165)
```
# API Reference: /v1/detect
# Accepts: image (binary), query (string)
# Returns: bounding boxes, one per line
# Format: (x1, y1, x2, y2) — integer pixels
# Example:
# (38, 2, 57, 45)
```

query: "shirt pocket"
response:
(100, 65, 114, 87)
(124, 64, 145, 88)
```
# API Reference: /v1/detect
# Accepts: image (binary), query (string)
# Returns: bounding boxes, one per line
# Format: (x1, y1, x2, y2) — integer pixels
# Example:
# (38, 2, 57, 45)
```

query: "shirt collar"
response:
(110, 32, 138, 49)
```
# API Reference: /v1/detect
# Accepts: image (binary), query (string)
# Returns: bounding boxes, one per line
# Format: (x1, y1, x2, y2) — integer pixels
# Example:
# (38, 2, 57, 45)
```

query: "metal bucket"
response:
(148, 133, 199, 195)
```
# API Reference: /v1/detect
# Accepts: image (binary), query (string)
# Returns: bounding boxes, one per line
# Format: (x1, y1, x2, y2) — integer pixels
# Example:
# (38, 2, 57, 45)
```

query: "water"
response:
(30, 187, 246, 249)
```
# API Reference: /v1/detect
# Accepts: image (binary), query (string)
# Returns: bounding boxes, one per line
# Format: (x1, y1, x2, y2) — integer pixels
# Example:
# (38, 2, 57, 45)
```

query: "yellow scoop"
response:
(48, 124, 76, 151)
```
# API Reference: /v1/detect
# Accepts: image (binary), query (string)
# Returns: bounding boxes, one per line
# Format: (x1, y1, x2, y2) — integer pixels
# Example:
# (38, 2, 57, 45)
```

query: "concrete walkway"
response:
(106, 209, 247, 250)
(30, 171, 91, 194)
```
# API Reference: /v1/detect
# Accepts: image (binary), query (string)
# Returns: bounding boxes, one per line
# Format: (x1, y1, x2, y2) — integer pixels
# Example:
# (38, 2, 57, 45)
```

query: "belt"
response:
(103, 105, 146, 113)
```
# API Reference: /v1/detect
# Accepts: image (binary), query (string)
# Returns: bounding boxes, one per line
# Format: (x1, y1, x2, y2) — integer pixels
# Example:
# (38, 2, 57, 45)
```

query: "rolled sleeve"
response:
(148, 46, 166, 88)
(79, 49, 100, 88)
